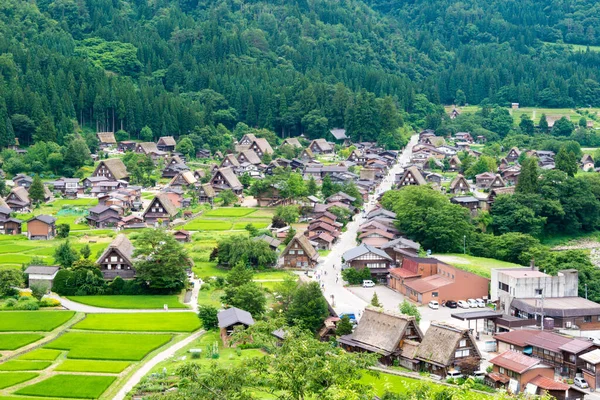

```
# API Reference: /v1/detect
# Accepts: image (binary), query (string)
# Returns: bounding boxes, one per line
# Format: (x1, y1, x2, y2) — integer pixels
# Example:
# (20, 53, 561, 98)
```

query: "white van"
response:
(467, 299, 478, 308)
(446, 370, 463, 380)
(362, 280, 375, 288)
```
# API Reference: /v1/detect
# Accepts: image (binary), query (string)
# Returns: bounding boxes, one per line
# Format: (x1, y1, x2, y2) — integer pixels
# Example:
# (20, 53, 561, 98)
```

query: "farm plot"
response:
(15, 375, 116, 399)
(0, 361, 52, 371)
(66, 295, 187, 309)
(0, 334, 44, 350)
(44, 332, 173, 361)
(0, 311, 75, 332)
(0, 372, 39, 389)
(73, 313, 200, 332)
(16, 349, 61, 361)
(203, 208, 257, 217)
(55, 360, 131, 373)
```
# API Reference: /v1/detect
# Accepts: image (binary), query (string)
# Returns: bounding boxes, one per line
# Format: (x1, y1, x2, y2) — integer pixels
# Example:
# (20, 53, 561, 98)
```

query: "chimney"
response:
(530, 258, 535, 271)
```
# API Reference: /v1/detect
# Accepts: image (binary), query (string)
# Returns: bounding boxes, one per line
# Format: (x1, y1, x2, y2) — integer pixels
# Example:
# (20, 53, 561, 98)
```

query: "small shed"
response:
(218, 307, 255, 344)
(24, 266, 60, 290)
(173, 229, 191, 243)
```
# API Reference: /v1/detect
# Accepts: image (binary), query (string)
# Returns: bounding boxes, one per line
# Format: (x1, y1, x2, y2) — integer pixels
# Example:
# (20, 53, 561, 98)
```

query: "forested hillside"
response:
(2, 0, 600, 150)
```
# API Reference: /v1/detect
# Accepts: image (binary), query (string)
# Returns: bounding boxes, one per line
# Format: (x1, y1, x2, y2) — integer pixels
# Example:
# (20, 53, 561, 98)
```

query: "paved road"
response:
(49, 278, 201, 313)
(113, 330, 205, 400)
(315, 135, 418, 318)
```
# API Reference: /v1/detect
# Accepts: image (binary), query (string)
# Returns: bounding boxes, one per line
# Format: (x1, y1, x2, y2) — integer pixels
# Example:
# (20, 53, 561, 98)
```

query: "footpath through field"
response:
(316, 134, 418, 318)
(49, 278, 201, 313)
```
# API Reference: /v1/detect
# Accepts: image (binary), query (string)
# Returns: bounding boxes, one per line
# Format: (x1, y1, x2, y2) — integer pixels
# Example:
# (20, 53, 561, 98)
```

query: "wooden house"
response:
(86, 205, 122, 228)
(308, 139, 334, 155)
(281, 138, 302, 148)
(210, 167, 243, 195)
(6, 186, 30, 212)
(396, 166, 427, 188)
(170, 171, 198, 188)
(26, 215, 56, 240)
(157, 136, 177, 152)
(198, 183, 216, 204)
(220, 154, 241, 169)
(96, 234, 135, 279)
(13, 174, 32, 188)
(142, 193, 178, 225)
(162, 162, 189, 178)
(506, 147, 521, 163)
(0, 206, 22, 235)
(380, 237, 420, 265)
(92, 158, 129, 182)
(237, 150, 262, 165)
(415, 322, 481, 377)
(448, 174, 470, 195)
(173, 229, 191, 243)
(488, 186, 515, 205)
(280, 233, 319, 268)
(451, 196, 481, 215)
(249, 138, 274, 158)
(118, 141, 137, 152)
(218, 307, 255, 345)
(486, 350, 557, 395)
(338, 308, 423, 368)
(300, 148, 315, 161)
(581, 154, 595, 171)
(342, 244, 393, 282)
(97, 132, 116, 149)
(448, 155, 462, 171)
(307, 232, 335, 250)
(135, 142, 160, 155)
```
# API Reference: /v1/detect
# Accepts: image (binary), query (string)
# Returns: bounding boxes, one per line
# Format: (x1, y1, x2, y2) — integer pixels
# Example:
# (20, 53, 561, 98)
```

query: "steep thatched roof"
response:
(252, 138, 274, 154)
(282, 233, 318, 260)
(282, 138, 302, 148)
(200, 183, 216, 197)
(211, 167, 242, 190)
(137, 142, 159, 154)
(100, 158, 129, 180)
(11, 186, 30, 203)
(221, 154, 240, 168)
(96, 234, 134, 265)
(415, 323, 480, 367)
(449, 174, 469, 190)
(158, 136, 176, 146)
(238, 150, 262, 165)
(97, 132, 116, 144)
(143, 193, 178, 218)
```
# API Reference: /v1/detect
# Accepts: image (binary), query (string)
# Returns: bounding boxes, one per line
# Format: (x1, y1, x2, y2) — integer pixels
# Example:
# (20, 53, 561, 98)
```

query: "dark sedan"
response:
(444, 300, 458, 308)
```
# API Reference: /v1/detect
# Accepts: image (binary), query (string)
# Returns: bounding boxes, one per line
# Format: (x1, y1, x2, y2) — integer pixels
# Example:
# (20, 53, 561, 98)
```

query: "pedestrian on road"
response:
(336, 276, 339, 283)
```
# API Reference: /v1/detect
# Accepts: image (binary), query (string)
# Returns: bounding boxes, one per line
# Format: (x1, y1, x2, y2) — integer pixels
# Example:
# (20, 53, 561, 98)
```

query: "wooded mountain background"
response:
(1, 0, 600, 147)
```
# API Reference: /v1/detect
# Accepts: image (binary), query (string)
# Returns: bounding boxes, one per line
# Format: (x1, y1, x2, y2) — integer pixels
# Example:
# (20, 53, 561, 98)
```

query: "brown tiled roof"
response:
(403, 275, 453, 293)
(487, 372, 510, 383)
(358, 229, 395, 240)
(493, 329, 541, 347)
(528, 375, 570, 391)
(490, 350, 541, 374)
(559, 339, 595, 354)
(389, 268, 421, 279)
(524, 331, 573, 353)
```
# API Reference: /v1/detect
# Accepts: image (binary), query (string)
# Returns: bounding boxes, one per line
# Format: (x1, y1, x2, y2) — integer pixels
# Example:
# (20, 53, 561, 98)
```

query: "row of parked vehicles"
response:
(428, 298, 486, 310)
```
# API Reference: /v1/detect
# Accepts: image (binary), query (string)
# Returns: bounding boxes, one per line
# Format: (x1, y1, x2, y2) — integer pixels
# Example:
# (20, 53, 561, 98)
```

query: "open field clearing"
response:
(0, 334, 44, 350)
(0, 312, 75, 332)
(0, 372, 39, 389)
(203, 208, 257, 217)
(73, 313, 200, 332)
(15, 375, 116, 399)
(0, 361, 52, 371)
(44, 332, 173, 360)
(66, 295, 186, 309)
(55, 360, 131, 373)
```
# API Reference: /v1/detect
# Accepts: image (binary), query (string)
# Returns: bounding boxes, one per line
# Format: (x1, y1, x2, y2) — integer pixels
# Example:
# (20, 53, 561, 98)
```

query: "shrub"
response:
(4, 298, 17, 307)
(39, 298, 61, 307)
(341, 268, 372, 285)
(14, 300, 40, 310)
(191, 351, 201, 359)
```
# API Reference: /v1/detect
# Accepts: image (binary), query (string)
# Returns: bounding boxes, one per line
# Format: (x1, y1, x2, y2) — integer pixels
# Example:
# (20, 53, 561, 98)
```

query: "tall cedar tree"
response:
(555, 147, 578, 177)
(286, 281, 329, 332)
(516, 157, 539, 194)
(28, 175, 46, 204)
(133, 229, 191, 292)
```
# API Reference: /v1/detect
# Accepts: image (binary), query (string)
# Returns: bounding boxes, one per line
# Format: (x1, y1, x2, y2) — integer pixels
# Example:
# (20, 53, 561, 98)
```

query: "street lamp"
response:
(463, 235, 466, 254)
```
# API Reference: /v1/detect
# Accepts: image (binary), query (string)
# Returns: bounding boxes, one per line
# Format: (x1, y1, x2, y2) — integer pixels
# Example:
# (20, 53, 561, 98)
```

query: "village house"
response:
(581, 154, 595, 171)
(253, 234, 281, 251)
(218, 307, 255, 345)
(97, 234, 135, 280)
(281, 138, 302, 148)
(6, 186, 30, 212)
(162, 162, 189, 179)
(142, 193, 178, 226)
(307, 231, 335, 250)
(280, 233, 319, 269)
(97, 132, 117, 149)
(358, 229, 395, 248)
(157, 136, 177, 152)
(169, 171, 198, 188)
(475, 172, 505, 190)
(254, 184, 285, 207)
(86, 205, 122, 228)
(388, 257, 489, 305)
(220, 154, 241, 169)
(249, 138, 274, 158)
(506, 147, 521, 163)
(210, 167, 243, 195)
(342, 244, 393, 282)
(448, 174, 470, 195)
(92, 158, 129, 182)
(0, 206, 22, 235)
(580, 349, 600, 391)
(451, 196, 482, 215)
(415, 322, 481, 377)
(198, 183, 216, 204)
(380, 237, 420, 264)
(173, 229, 191, 243)
(83, 176, 109, 190)
(338, 308, 423, 368)
(488, 186, 515, 205)
(308, 138, 334, 155)
(49, 178, 81, 197)
(454, 132, 474, 143)
(26, 215, 56, 240)
(119, 215, 146, 229)
(13, 173, 33, 188)
(24, 266, 59, 290)
(300, 148, 315, 161)
(396, 165, 427, 188)
(135, 142, 160, 156)
(487, 350, 553, 393)
(118, 141, 137, 152)
(236, 133, 257, 151)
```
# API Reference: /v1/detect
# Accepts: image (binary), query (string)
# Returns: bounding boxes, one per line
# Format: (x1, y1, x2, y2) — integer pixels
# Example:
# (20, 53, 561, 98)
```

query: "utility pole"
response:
(463, 235, 466, 254)
(586, 284, 588, 300)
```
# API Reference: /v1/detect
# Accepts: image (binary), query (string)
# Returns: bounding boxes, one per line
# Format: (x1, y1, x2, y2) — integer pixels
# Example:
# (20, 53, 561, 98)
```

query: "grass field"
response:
(0, 361, 52, 371)
(73, 313, 200, 332)
(16, 349, 61, 361)
(55, 360, 131, 373)
(15, 375, 116, 399)
(182, 220, 232, 230)
(0, 311, 75, 332)
(433, 254, 520, 278)
(44, 332, 173, 361)
(66, 295, 187, 309)
(0, 372, 39, 389)
(203, 208, 257, 217)
(0, 334, 44, 350)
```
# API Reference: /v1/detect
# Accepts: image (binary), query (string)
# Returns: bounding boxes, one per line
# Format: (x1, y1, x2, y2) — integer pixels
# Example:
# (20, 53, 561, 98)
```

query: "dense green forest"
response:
(2, 0, 600, 152)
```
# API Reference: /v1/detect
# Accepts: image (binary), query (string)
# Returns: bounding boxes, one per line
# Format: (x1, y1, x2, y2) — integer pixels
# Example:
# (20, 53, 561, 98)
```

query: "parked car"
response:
(574, 377, 589, 389)
(445, 300, 458, 308)
(467, 299, 478, 308)
(476, 298, 486, 308)
(362, 280, 375, 288)
(446, 370, 463, 380)
(339, 313, 357, 325)
(457, 300, 470, 309)
(428, 300, 439, 310)
(473, 370, 485, 379)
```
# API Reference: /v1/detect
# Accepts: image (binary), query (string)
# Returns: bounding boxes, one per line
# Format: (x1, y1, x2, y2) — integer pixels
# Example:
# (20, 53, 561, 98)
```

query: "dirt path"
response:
(113, 330, 205, 400)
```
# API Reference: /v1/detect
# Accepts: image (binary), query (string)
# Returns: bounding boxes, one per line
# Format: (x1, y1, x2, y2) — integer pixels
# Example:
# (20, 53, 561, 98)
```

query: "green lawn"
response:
(0, 372, 39, 389)
(0, 334, 44, 350)
(196, 288, 224, 307)
(0, 361, 52, 371)
(55, 360, 131, 373)
(16, 349, 62, 361)
(192, 261, 227, 278)
(66, 295, 187, 309)
(15, 375, 116, 399)
(232, 221, 270, 230)
(203, 208, 257, 217)
(73, 313, 200, 332)
(433, 254, 520, 278)
(0, 311, 76, 332)
(182, 220, 233, 231)
(44, 332, 173, 361)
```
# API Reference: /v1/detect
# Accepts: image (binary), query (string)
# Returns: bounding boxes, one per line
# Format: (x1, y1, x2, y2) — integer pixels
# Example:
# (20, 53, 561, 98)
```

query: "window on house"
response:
(584, 316, 592, 323)
(297, 250, 304, 255)
(535, 289, 543, 296)
(459, 339, 467, 348)
(455, 349, 469, 358)
(499, 367, 505, 374)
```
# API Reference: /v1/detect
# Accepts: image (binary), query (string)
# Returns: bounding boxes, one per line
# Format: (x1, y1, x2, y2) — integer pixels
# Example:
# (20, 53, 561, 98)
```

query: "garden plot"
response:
(0, 311, 75, 332)
(0, 334, 44, 350)
(73, 313, 200, 332)
(44, 332, 173, 361)
(0, 372, 39, 389)
(16, 349, 61, 361)
(65, 295, 186, 309)
(0, 361, 52, 371)
(55, 360, 131, 373)
(15, 375, 116, 399)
